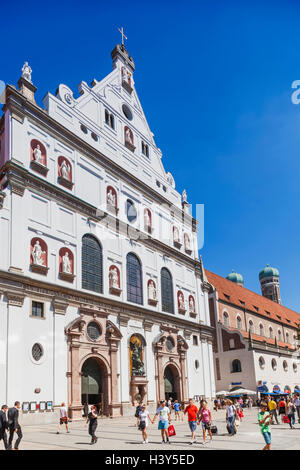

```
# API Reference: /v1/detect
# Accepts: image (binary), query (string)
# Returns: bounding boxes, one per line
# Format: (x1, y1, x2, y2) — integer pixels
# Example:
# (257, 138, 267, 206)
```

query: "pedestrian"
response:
(294, 394, 300, 423)
(278, 397, 286, 423)
(167, 397, 173, 415)
(0, 405, 8, 450)
(7, 401, 22, 451)
(184, 398, 199, 445)
(258, 401, 271, 450)
(57, 402, 70, 434)
(268, 397, 278, 425)
(153, 400, 171, 444)
(214, 398, 219, 412)
(173, 400, 181, 421)
(86, 405, 98, 444)
(198, 400, 213, 445)
(285, 399, 296, 429)
(226, 399, 237, 436)
(138, 404, 153, 444)
(134, 401, 143, 426)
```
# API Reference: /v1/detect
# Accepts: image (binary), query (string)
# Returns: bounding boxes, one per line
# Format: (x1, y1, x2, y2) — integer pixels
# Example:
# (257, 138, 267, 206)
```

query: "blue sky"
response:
(1, 0, 300, 310)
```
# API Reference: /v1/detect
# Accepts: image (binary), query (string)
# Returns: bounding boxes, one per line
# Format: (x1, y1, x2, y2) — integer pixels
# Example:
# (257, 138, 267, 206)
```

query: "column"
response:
(8, 177, 26, 273)
(143, 320, 155, 405)
(109, 340, 121, 417)
(118, 314, 131, 415)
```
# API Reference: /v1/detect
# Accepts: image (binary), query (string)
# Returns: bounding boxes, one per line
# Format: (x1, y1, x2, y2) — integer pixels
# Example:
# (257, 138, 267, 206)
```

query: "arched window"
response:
(249, 320, 254, 334)
(259, 324, 264, 337)
(236, 316, 242, 330)
(223, 312, 230, 327)
(127, 253, 143, 305)
(286, 332, 290, 344)
(161, 268, 174, 314)
(232, 359, 242, 373)
(82, 234, 103, 293)
(269, 327, 273, 339)
(271, 358, 277, 370)
(278, 330, 282, 342)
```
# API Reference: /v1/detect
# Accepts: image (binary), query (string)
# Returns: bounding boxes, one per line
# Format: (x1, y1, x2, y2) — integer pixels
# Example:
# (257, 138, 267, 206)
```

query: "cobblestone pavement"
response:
(3, 408, 300, 450)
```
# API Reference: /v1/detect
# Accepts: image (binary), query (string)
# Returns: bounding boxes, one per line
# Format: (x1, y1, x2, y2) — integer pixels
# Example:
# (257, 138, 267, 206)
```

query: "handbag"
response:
(235, 418, 240, 427)
(211, 425, 218, 434)
(168, 424, 176, 437)
(283, 415, 290, 423)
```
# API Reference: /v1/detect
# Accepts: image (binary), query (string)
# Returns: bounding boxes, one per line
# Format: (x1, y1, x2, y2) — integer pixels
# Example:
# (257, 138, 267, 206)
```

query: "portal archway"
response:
(81, 357, 108, 415)
(164, 364, 181, 401)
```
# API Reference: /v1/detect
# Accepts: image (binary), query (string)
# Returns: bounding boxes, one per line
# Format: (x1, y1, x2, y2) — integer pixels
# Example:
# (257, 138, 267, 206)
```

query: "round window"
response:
(122, 104, 133, 121)
(32, 343, 43, 362)
(166, 337, 175, 351)
(126, 199, 137, 223)
(87, 322, 101, 341)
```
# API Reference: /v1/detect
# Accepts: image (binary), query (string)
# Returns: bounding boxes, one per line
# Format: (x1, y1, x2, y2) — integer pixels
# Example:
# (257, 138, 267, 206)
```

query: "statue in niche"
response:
(189, 297, 195, 313)
(122, 67, 131, 86)
(178, 292, 185, 310)
(173, 227, 180, 243)
(109, 267, 119, 288)
(130, 337, 145, 376)
(144, 210, 151, 229)
(184, 234, 191, 251)
(33, 144, 43, 165)
(32, 240, 46, 266)
(60, 159, 71, 180)
(62, 251, 71, 274)
(125, 127, 134, 146)
(182, 189, 187, 203)
(107, 188, 116, 207)
(148, 280, 157, 300)
(22, 62, 32, 82)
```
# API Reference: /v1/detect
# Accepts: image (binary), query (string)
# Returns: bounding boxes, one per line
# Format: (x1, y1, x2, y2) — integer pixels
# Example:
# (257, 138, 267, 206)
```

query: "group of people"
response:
(134, 398, 214, 445)
(0, 402, 22, 450)
(214, 396, 253, 411)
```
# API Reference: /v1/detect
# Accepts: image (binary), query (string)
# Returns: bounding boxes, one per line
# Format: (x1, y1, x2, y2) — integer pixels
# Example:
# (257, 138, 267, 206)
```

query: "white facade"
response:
(0, 44, 215, 422)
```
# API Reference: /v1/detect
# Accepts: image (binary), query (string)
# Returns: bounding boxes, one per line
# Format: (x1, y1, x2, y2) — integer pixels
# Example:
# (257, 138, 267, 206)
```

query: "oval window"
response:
(87, 322, 101, 341)
(126, 199, 137, 223)
(122, 104, 133, 121)
(32, 343, 43, 362)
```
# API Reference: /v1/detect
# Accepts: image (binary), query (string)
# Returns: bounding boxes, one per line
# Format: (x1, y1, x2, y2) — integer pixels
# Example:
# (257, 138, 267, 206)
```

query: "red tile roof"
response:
(206, 269, 300, 330)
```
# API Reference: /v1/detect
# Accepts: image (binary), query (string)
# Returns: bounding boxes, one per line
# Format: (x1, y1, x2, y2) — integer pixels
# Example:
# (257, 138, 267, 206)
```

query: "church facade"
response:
(0, 43, 215, 422)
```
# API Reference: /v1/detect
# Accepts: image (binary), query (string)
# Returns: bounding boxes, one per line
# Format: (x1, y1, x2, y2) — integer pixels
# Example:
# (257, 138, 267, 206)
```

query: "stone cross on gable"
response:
(118, 26, 127, 45)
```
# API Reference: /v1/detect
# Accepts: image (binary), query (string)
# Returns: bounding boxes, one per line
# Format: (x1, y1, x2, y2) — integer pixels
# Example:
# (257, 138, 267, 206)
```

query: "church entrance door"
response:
(81, 357, 105, 414)
(164, 365, 177, 401)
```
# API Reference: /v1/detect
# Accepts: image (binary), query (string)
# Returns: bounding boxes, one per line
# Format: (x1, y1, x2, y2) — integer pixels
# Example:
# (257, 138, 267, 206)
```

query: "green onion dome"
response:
(226, 270, 244, 286)
(259, 264, 279, 281)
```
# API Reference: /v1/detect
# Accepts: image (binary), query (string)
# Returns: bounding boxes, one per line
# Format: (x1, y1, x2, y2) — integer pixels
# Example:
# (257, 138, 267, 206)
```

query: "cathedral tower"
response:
(259, 265, 281, 304)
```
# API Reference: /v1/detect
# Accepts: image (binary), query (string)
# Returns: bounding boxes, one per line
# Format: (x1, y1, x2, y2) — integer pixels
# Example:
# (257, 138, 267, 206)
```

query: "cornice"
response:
(4, 85, 196, 226)
(0, 269, 213, 334)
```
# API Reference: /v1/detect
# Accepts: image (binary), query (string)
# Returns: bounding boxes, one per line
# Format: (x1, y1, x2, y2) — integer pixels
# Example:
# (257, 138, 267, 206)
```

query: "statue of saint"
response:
(22, 61, 32, 82)
(178, 293, 185, 310)
(184, 234, 191, 251)
(130, 339, 145, 376)
(62, 252, 71, 274)
(33, 144, 43, 164)
(173, 227, 180, 243)
(109, 267, 119, 288)
(148, 280, 156, 300)
(144, 210, 151, 229)
(60, 159, 71, 180)
(32, 240, 45, 266)
(189, 297, 195, 313)
(125, 127, 133, 145)
(107, 189, 116, 207)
